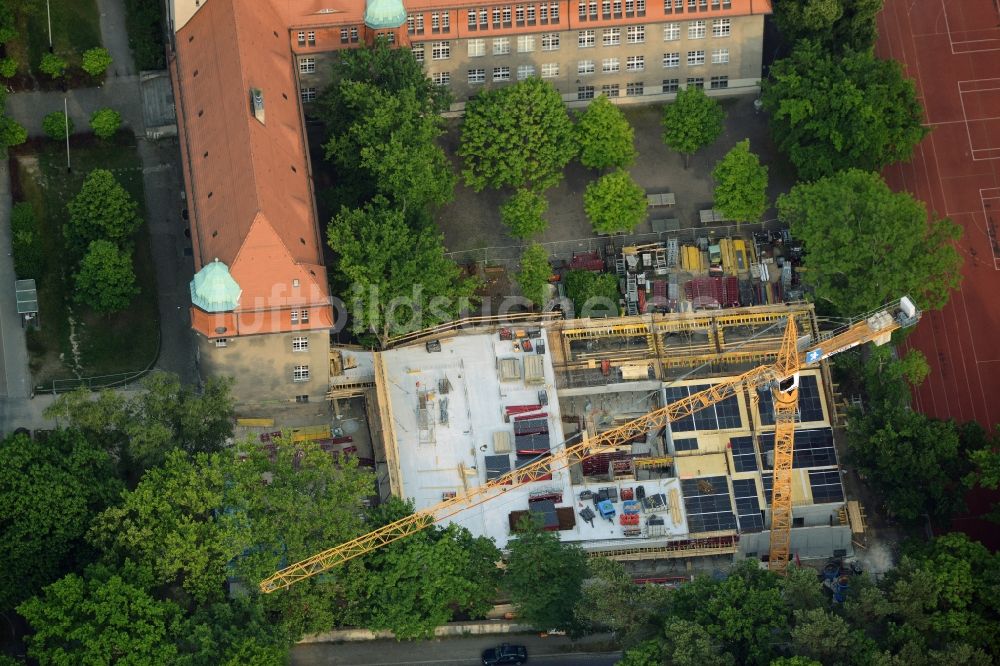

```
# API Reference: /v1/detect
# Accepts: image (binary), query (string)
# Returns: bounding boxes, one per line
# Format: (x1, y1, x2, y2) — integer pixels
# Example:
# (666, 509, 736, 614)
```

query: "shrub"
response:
(38, 53, 67, 79)
(0, 116, 27, 149)
(10, 202, 45, 279)
(89, 108, 121, 139)
(0, 57, 16, 79)
(42, 111, 72, 141)
(81, 47, 112, 78)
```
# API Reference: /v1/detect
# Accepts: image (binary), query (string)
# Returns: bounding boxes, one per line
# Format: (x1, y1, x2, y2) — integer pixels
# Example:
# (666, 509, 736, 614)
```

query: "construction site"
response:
(255, 295, 926, 591)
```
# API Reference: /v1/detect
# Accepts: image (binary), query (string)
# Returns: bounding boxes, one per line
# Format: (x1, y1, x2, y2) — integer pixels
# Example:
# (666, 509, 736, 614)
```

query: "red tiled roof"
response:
(172, 0, 332, 337)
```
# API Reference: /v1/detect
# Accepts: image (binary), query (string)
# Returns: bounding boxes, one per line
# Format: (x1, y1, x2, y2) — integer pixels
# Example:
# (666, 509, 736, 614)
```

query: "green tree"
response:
(0, 431, 121, 613)
(81, 47, 112, 77)
(328, 198, 478, 343)
(45, 372, 235, 474)
(661, 86, 725, 168)
(38, 52, 66, 79)
(778, 169, 961, 315)
(575, 558, 669, 647)
(18, 571, 182, 665)
(0, 0, 16, 44)
(89, 108, 121, 139)
(661, 618, 735, 666)
(515, 243, 552, 307)
(0, 56, 16, 78)
(0, 114, 27, 149)
(584, 168, 647, 234)
(848, 409, 970, 523)
(42, 110, 72, 141)
(500, 188, 549, 239)
(712, 139, 768, 224)
(321, 82, 455, 213)
(772, 0, 883, 53)
(74, 240, 139, 313)
(504, 516, 588, 630)
(575, 95, 636, 170)
(619, 640, 663, 666)
(460, 77, 576, 191)
(65, 168, 143, 254)
(10, 201, 45, 278)
(790, 608, 879, 665)
(781, 564, 825, 613)
(177, 599, 289, 665)
(564, 269, 619, 317)
(762, 41, 927, 180)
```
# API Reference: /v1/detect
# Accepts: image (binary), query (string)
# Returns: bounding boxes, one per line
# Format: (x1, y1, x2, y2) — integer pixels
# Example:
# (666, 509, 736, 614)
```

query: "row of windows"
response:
(664, 0, 732, 11)
(578, 55, 646, 73)
(216, 336, 311, 352)
(407, 11, 451, 34)
(578, 0, 646, 20)
(467, 3, 562, 30)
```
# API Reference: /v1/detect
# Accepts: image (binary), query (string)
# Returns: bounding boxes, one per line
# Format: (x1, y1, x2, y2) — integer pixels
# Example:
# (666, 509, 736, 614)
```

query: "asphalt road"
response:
(291, 635, 621, 666)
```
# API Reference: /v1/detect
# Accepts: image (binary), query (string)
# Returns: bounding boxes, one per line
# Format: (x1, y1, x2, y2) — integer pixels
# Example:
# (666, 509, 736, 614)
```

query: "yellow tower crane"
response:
(260, 297, 921, 593)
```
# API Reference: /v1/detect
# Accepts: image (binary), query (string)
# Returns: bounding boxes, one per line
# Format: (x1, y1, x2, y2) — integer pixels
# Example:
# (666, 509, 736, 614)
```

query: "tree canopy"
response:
(0, 431, 121, 614)
(89, 108, 122, 140)
(772, 0, 883, 54)
(777, 169, 961, 315)
(65, 169, 142, 255)
(762, 40, 927, 180)
(575, 95, 637, 170)
(564, 270, 619, 317)
(583, 169, 647, 234)
(515, 242, 552, 307)
(500, 188, 549, 239)
(661, 86, 725, 168)
(327, 198, 478, 344)
(460, 78, 576, 192)
(73, 240, 139, 313)
(504, 516, 587, 630)
(712, 139, 768, 223)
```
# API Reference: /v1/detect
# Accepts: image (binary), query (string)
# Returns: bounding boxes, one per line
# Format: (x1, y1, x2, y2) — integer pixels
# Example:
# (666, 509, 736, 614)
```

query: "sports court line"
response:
(957, 79, 1000, 162)
(942, 0, 1000, 55)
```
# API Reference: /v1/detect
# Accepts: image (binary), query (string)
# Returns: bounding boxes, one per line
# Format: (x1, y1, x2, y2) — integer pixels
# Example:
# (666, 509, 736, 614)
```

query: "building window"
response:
(293, 365, 310, 382)
(710, 75, 728, 89)
(431, 41, 450, 60)
(602, 57, 620, 72)
(541, 33, 560, 50)
(502, 6, 512, 24)
(527, 5, 536, 22)
(550, 2, 560, 21)
(469, 68, 486, 83)
(602, 83, 620, 97)
(433, 11, 449, 31)
(381, 31, 396, 44)
(688, 50, 705, 66)
(516, 4, 525, 22)
(578, 85, 595, 100)
(578, 1, 587, 19)
(688, 0, 697, 9)
(297, 31, 305, 45)
(540, 3, 549, 21)
(517, 34, 535, 52)
(298, 57, 315, 74)
(493, 66, 511, 81)
(479, 8, 488, 26)
(467, 10, 476, 28)
(340, 28, 348, 43)
(300, 87, 316, 102)
(541, 62, 559, 77)
(699, 0, 707, 9)
(292, 336, 309, 351)
(626, 55, 644, 71)
(468, 39, 485, 57)
(432, 71, 451, 85)
(663, 22, 680, 41)
(662, 52, 679, 68)
(687, 76, 704, 89)
(306, 31, 315, 46)
(493, 37, 511, 55)
(350, 27, 359, 42)
(589, 0, 599, 17)
(712, 48, 729, 64)
(689, 19, 706, 39)
(603, 28, 620, 46)
(626, 81, 644, 96)
(662, 78, 679, 93)
(295, 394, 309, 403)
(408, 14, 425, 34)
(215, 338, 228, 348)
(712, 18, 731, 37)
(290, 310, 298, 324)
(578, 30, 595, 47)
(517, 64, 536, 79)
(412, 43, 425, 62)
(578, 59, 595, 74)
(627, 25, 645, 43)
(602, 0, 611, 16)
(625, 0, 645, 14)
(492, 7, 501, 25)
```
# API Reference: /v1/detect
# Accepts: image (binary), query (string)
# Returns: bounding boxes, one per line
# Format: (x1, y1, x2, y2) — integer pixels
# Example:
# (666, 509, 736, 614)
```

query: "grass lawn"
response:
(11, 132, 159, 388)
(5, 0, 102, 85)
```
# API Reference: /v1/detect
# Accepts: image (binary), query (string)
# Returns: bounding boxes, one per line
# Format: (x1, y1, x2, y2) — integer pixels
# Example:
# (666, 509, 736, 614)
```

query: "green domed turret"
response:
(364, 0, 407, 29)
(190, 259, 242, 312)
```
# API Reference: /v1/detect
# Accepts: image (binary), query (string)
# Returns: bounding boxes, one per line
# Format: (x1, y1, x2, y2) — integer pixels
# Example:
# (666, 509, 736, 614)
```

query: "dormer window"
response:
(249, 88, 265, 124)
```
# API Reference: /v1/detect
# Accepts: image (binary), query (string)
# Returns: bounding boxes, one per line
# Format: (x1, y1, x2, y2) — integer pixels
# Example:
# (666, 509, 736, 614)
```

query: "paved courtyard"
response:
(435, 94, 795, 266)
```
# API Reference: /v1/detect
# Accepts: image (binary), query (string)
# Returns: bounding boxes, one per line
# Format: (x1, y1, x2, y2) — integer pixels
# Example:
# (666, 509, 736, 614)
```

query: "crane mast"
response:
(260, 298, 920, 593)
(767, 315, 800, 572)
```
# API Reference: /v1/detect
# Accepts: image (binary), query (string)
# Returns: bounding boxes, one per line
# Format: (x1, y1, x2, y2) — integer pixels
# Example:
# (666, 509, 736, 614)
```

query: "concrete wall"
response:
(739, 525, 854, 560)
(197, 330, 331, 409)
(296, 14, 763, 107)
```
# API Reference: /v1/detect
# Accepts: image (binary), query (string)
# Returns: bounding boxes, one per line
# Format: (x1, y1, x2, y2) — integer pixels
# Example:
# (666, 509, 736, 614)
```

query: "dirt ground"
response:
(434, 94, 797, 266)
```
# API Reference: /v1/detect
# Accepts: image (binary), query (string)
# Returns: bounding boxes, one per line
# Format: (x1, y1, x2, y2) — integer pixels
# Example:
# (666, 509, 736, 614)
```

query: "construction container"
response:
(498, 358, 521, 382)
(524, 355, 545, 384)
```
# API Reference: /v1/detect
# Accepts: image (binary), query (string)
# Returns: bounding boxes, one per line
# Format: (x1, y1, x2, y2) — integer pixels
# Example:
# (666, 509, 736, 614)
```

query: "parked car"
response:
(481, 643, 528, 665)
